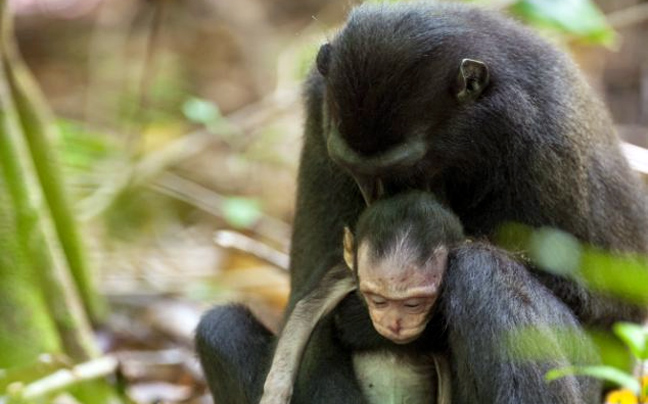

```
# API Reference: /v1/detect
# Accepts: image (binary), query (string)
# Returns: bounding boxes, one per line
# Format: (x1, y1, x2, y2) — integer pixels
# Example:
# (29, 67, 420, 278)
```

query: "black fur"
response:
(355, 191, 463, 264)
(196, 3, 648, 403)
(195, 305, 273, 404)
(443, 244, 600, 403)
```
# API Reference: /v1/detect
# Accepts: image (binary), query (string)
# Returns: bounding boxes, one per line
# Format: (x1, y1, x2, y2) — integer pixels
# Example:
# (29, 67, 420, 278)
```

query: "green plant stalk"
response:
(0, 176, 62, 367)
(10, 356, 118, 400)
(0, 0, 98, 361)
(0, 0, 106, 323)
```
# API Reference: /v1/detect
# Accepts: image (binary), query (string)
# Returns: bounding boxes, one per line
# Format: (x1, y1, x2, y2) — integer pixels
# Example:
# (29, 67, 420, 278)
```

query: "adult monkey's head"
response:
(316, 4, 491, 205)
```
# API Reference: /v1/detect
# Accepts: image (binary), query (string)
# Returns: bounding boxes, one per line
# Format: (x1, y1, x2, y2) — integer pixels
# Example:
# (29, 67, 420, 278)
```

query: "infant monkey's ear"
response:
(343, 226, 355, 271)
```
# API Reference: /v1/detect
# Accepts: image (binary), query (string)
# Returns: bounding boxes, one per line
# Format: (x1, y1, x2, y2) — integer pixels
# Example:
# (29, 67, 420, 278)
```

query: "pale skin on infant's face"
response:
(346, 233, 446, 344)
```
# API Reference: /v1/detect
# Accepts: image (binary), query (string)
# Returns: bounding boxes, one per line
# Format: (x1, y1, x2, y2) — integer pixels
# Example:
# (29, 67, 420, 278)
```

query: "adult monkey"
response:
(196, 3, 648, 404)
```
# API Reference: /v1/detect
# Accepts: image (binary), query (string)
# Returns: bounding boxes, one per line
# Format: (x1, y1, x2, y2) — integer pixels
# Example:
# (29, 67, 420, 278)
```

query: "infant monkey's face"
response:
(356, 242, 446, 344)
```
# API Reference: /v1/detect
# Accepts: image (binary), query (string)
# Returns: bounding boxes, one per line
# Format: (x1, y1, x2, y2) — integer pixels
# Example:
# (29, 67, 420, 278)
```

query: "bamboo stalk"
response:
(0, 0, 98, 361)
(0, 0, 106, 323)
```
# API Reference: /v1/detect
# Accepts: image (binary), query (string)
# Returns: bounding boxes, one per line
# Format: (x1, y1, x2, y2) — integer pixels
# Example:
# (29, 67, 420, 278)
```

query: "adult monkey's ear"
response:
(317, 43, 332, 77)
(456, 58, 489, 103)
(343, 226, 355, 271)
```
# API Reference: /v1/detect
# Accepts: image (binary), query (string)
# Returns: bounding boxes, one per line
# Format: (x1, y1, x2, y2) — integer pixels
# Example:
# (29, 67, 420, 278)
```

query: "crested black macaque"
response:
(260, 191, 461, 404)
(196, 3, 648, 404)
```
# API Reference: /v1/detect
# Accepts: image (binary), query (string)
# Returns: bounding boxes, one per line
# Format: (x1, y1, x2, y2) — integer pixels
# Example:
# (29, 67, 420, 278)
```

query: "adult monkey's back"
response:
(196, 3, 648, 403)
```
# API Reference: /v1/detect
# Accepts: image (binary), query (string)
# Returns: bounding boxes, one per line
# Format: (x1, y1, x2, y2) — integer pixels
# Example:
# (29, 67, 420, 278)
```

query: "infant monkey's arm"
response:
(260, 264, 356, 404)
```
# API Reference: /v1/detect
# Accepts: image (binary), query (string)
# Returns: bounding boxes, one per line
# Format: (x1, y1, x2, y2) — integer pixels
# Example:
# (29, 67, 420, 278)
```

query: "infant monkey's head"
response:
(344, 191, 464, 344)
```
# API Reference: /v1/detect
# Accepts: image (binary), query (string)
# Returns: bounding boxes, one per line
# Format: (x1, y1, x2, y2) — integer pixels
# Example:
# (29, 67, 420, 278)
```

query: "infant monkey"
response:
(260, 191, 464, 404)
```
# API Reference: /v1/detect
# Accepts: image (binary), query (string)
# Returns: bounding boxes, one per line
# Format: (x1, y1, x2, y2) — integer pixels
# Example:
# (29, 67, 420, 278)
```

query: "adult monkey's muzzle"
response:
(326, 127, 428, 205)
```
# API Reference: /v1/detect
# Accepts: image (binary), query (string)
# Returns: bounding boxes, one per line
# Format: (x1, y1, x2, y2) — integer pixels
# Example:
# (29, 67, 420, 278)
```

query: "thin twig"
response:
(6, 356, 118, 400)
(125, 0, 168, 153)
(138, 0, 167, 116)
(76, 128, 215, 221)
(214, 230, 289, 271)
(83, 1, 139, 128)
(152, 172, 291, 249)
(76, 86, 300, 223)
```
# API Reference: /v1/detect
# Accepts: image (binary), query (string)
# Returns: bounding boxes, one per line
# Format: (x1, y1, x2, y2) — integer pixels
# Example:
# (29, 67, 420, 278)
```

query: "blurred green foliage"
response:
(547, 364, 640, 393)
(182, 97, 222, 129)
(182, 97, 236, 141)
(509, 0, 615, 46)
(365, 0, 615, 46)
(497, 223, 648, 398)
(221, 197, 263, 229)
(497, 223, 648, 305)
(580, 250, 648, 305)
(614, 323, 648, 362)
(103, 188, 178, 240)
(528, 226, 581, 276)
(505, 324, 645, 395)
(57, 120, 120, 199)
(546, 323, 648, 396)
(58, 121, 117, 172)
(505, 326, 598, 362)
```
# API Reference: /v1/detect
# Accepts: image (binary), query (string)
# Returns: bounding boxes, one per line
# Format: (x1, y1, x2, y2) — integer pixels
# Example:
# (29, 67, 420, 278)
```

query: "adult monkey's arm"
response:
(260, 264, 355, 404)
(285, 73, 368, 404)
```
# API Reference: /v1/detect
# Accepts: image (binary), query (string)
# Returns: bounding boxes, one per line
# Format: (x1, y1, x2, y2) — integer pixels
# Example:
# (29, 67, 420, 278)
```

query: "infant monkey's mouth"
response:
(376, 325, 425, 345)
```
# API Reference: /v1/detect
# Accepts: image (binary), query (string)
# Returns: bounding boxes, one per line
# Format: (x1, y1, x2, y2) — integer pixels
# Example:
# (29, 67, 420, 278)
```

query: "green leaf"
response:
(529, 227, 581, 276)
(546, 365, 640, 393)
(222, 197, 262, 229)
(509, 0, 616, 45)
(588, 329, 634, 372)
(182, 98, 222, 126)
(57, 120, 118, 174)
(578, 249, 648, 305)
(613, 322, 648, 360)
(182, 97, 238, 141)
(495, 222, 535, 252)
(504, 326, 597, 363)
